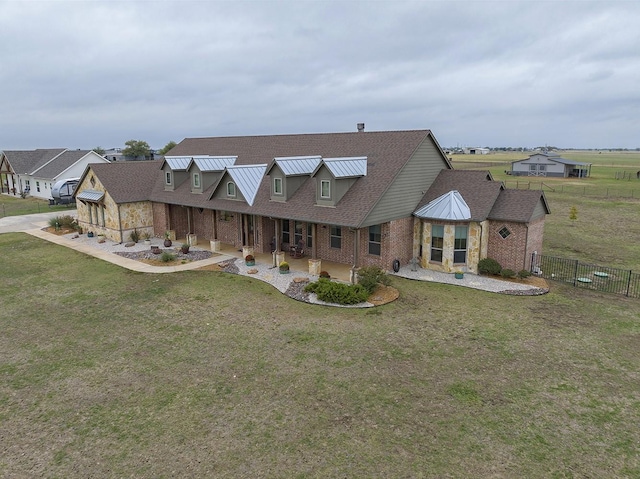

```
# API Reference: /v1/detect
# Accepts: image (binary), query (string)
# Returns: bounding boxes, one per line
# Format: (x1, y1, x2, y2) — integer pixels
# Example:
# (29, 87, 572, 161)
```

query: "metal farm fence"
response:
(531, 254, 640, 299)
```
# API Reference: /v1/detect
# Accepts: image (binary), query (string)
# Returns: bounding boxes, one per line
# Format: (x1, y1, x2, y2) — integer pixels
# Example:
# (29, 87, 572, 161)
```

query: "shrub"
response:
(319, 271, 330, 279)
(304, 278, 369, 305)
(129, 229, 140, 243)
(279, 261, 289, 271)
(357, 265, 391, 294)
(48, 215, 76, 228)
(160, 252, 176, 263)
(517, 269, 532, 279)
(500, 268, 516, 278)
(478, 258, 502, 275)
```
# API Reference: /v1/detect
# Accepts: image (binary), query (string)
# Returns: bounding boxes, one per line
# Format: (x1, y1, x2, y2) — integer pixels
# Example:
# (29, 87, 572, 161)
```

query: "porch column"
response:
(273, 219, 281, 267)
(311, 223, 317, 259)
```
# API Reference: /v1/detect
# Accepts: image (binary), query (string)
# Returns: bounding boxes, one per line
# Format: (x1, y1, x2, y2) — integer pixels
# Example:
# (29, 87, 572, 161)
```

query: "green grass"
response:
(1, 232, 639, 477)
(0, 194, 73, 217)
(451, 150, 640, 271)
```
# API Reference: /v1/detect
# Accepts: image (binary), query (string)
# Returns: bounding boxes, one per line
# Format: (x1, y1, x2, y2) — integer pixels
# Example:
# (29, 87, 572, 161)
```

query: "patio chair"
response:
(289, 240, 305, 259)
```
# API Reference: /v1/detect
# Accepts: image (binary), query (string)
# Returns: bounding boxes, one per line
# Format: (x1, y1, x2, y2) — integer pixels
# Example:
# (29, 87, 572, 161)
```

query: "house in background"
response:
(74, 127, 550, 278)
(511, 152, 591, 177)
(0, 149, 110, 199)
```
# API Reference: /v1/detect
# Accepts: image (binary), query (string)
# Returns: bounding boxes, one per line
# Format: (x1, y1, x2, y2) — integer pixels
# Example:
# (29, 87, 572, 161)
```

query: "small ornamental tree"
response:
(569, 205, 578, 223)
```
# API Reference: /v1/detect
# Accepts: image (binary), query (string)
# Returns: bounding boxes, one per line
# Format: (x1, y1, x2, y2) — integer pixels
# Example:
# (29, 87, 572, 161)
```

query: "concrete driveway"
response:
(0, 210, 77, 234)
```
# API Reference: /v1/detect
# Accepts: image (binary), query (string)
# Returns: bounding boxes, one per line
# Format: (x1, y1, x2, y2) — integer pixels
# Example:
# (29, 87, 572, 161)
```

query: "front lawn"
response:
(0, 233, 638, 477)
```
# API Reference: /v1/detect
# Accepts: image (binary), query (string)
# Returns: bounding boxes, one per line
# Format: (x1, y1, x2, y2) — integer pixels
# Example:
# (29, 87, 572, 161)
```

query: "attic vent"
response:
(357, 123, 365, 132)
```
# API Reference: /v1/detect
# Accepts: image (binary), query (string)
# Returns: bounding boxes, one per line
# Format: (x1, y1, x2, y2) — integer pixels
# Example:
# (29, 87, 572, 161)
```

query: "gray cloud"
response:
(1, 1, 639, 149)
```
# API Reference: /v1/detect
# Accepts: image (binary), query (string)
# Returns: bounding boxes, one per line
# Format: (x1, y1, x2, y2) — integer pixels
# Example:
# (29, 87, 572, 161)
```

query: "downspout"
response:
(117, 204, 123, 243)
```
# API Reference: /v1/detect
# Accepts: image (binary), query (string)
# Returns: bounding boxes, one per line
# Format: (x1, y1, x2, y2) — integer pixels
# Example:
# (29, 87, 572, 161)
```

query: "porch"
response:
(183, 238, 353, 283)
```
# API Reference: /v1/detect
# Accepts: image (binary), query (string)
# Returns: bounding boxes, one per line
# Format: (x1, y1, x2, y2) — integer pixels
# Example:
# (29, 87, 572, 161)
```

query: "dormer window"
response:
(193, 173, 200, 188)
(320, 180, 331, 198)
(273, 177, 283, 195)
(227, 181, 236, 197)
(165, 171, 172, 185)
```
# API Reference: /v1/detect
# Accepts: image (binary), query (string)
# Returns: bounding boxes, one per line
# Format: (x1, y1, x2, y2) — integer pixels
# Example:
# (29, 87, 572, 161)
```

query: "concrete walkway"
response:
(25, 227, 230, 273)
(3, 211, 548, 297)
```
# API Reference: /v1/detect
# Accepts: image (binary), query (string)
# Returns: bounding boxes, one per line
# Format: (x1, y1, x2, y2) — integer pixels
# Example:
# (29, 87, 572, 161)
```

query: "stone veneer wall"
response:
(76, 170, 152, 243)
(418, 221, 483, 273)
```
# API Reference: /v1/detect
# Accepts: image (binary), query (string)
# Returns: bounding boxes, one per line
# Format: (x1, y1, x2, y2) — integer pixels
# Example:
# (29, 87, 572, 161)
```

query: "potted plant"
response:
(245, 254, 255, 266)
(164, 231, 172, 247)
(143, 232, 151, 245)
(87, 231, 94, 238)
(279, 261, 290, 274)
(454, 271, 464, 279)
(180, 243, 190, 254)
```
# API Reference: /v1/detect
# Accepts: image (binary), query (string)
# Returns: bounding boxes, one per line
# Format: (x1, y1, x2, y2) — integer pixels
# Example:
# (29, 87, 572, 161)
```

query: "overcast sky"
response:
(2, 1, 639, 150)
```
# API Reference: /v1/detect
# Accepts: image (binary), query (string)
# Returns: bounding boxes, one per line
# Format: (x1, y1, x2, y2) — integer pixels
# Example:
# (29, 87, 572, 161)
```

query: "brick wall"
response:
(487, 220, 529, 272)
(168, 204, 190, 240)
(151, 202, 169, 237)
(524, 216, 545, 270)
(193, 208, 214, 243)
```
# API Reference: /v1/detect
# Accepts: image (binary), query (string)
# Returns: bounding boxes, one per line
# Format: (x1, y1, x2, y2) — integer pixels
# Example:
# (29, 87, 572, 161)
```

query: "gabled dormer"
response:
(266, 156, 321, 202)
(162, 156, 191, 191)
(209, 164, 267, 206)
(188, 156, 236, 194)
(311, 157, 367, 207)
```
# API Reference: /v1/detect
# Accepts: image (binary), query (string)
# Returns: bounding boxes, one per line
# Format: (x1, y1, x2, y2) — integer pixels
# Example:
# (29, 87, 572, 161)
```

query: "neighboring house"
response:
(511, 152, 591, 177)
(0, 149, 110, 200)
(414, 170, 549, 273)
(74, 128, 550, 277)
(103, 148, 123, 162)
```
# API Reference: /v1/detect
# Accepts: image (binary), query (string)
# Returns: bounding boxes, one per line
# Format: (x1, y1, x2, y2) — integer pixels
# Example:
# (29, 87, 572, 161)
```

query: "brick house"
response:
(414, 170, 549, 273)
(73, 128, 549, 277)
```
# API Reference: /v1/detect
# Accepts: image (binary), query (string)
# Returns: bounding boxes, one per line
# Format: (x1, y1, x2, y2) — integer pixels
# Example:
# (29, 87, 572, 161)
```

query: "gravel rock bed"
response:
(115, 249, 214, 262)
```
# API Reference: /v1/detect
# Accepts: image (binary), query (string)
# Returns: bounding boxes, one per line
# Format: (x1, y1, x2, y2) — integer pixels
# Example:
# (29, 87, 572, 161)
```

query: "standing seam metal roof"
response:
(164, 157, 191, 170)
(192, 156, 237, 172)
(273, 156, 322, 176)
(414, 190, 471, 220)
(225, 164, 268, 206)
(322, 157, 367, 178)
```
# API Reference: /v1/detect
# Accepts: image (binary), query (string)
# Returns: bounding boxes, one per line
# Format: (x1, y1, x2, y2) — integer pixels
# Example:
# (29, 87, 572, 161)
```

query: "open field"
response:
(0, 194, 74, 217)
(451, 150, 640, 272)
(1, 233, 639, 477)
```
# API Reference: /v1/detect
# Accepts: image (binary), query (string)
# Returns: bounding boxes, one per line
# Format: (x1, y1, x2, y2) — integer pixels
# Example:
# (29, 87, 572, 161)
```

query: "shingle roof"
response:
(2, 149, 66, 174)
(150, 129, 449, 228)
(416, 170, 502, 222)
(34, 150, 102, 179)
(416, 170, 549, 224)
(78, 160, 160, 203)
(489, 189, 550, 222)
